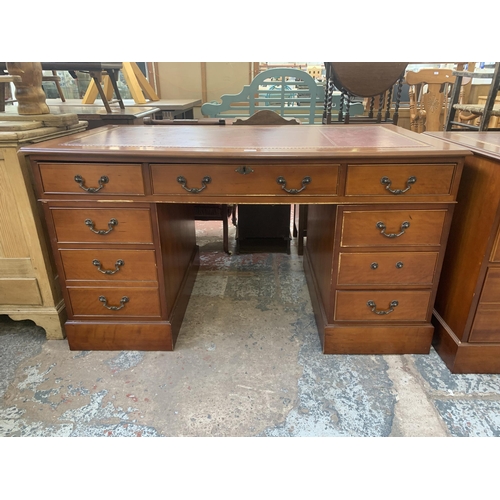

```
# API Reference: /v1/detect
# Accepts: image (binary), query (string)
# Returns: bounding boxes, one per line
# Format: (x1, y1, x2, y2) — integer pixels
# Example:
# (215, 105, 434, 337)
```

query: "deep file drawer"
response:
(67, 287, 162, 318)
(334, 290, 432, 321)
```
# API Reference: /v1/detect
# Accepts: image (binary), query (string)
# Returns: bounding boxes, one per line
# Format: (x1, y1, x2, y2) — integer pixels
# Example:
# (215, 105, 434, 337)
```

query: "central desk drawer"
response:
(334, 290, 432, 321)
(150, 163, 339, 196)
(38, 163, 145, 195)
(50, 208, 154, 244)
(340, 209, 447, 247)
(60, 249, 158, 282)
(67, 287, 161, 317)
(337, 252, 439, 286)
(345, 163, 456, 197)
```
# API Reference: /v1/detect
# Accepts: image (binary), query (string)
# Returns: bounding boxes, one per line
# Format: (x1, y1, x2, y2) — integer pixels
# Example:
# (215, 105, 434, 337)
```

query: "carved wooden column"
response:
(5, 62, 50, 115)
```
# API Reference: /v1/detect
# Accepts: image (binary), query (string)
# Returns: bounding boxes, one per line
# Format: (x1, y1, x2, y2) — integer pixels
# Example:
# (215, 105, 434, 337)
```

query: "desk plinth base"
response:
(432, 310, 500, 374)
(66, 322, 175, 351)
(304, 246, 434, 355)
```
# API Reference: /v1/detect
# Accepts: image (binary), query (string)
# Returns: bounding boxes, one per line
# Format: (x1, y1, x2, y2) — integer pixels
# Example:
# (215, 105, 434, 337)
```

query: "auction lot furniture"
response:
(426, 131, 500, 373)
(21, 124, 469, 353)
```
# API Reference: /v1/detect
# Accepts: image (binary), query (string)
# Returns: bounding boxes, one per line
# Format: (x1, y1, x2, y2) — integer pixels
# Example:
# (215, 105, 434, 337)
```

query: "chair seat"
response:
(453, 103, 500, 116)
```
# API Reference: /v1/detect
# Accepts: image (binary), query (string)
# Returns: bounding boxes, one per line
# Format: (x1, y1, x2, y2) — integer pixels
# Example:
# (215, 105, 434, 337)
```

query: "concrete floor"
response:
(2, 219, 500, 438)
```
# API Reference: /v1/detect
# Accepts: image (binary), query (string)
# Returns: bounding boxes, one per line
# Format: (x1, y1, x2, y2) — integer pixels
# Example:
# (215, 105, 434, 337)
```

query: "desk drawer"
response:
(337, 252, 439, 286)
(50, 208, 154, 244)
(150, 163, 339, 197)
(334, 290, 432, 321)
(345, 164, 456, 197)
(477, 268, 500, 303)
(67, 287, 161, 317)
(38, 163, 145, 195)
(60, 249, 158, 282)
(340, 209, 447, 247)
(470, 307, 500, 343)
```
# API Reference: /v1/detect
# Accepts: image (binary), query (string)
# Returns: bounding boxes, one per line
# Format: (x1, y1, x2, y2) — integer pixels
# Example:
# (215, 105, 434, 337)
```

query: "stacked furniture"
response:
(323, 62, 407, 125)
(201, 67, 352, 124)
(446, 62, 500, 131)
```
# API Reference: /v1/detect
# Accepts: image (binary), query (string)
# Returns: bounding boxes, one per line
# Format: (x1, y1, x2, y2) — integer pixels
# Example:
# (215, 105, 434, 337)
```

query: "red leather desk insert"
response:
(22, 124, 470, 353)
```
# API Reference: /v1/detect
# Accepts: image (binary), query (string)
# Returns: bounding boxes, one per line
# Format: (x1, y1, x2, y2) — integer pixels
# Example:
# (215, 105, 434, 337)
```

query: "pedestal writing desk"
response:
(21, 125, 469, 353)
(426, 131, 500, 373)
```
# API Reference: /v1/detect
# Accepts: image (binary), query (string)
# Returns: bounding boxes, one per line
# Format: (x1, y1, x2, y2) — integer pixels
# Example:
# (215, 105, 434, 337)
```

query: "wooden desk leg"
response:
(89, 71, 112, 113)
(222, 204, 229, 254)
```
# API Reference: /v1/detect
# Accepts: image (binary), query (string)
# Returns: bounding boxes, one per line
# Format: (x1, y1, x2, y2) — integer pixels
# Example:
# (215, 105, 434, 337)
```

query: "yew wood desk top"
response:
(20, 124, 471, 354)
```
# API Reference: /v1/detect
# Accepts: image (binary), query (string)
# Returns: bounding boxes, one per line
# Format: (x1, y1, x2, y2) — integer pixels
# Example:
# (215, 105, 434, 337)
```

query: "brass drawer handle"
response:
(85, 218, 118, 235)
(177, 175, 211, 193)
(376, 220, 410, 238)
(380, 176, 416, 195)
(99, 295, 129, 311)
(367, 300, 399, 315)
(93, 259, 124, 275)
(74, 174, 109, 193)
(277, 176, 311, 194)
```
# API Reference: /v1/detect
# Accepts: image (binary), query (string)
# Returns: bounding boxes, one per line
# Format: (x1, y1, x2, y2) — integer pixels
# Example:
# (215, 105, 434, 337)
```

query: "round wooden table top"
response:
(327, 62, 408, 97)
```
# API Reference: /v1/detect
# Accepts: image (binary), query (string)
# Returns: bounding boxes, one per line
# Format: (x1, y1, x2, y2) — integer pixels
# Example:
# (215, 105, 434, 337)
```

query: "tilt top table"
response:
(20, 124, 470, 353)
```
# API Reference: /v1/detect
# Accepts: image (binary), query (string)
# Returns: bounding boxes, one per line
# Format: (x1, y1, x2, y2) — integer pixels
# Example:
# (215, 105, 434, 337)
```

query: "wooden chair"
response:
(323, 62, 408, 124)
(0, 74, 21, 111)
(202, 67, 364, 124)
(446, 62, 500, 131)
(232, 110, 300, 255)
(405, 68, 455, 132)
(42, 70, 66, 102)
(143, 117, 235, 254)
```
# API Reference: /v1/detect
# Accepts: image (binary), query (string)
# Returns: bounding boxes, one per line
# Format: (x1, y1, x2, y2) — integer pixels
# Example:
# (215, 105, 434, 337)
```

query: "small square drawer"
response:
(38, 163, 145, 195)
(337, 252, 439, 286)
(50, 208, 154, 244)
(60, 249, 158, 282)
(345, 164, 456, 197)
(334, 290, 432, 322)
(67, 287, 161, 318)
(340, 209, 447, 247)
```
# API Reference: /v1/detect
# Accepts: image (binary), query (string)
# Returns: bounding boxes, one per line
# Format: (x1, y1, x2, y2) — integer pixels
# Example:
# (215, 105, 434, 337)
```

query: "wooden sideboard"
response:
(20, 124, 469, 353)
(426, 131, 500, 373)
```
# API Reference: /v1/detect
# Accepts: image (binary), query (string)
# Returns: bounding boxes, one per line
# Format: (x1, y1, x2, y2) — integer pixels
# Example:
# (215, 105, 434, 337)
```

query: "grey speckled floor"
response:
(2, 220, 500, 439)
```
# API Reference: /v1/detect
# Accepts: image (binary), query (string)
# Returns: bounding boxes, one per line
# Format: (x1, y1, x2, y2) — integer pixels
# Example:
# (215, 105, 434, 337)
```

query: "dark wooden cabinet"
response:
(426, 131, 500, 373)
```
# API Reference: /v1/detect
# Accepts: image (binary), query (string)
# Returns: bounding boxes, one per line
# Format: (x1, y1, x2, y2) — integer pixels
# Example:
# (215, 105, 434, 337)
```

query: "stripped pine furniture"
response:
(405, 68, 455, 132)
